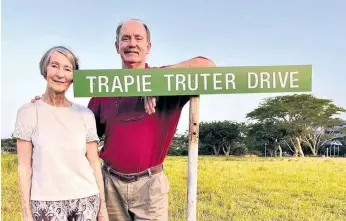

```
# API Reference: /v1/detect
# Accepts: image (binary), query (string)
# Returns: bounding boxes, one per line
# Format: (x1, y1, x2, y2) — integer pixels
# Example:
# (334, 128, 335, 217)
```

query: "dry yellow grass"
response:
(2, 154, 346, 220)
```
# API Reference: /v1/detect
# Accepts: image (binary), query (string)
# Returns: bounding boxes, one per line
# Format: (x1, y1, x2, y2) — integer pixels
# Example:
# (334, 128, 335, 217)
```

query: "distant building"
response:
(321, 121, 346, 156)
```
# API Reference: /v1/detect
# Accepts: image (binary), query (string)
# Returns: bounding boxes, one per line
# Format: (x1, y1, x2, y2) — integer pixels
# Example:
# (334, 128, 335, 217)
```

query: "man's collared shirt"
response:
(88, 63, 190, 173)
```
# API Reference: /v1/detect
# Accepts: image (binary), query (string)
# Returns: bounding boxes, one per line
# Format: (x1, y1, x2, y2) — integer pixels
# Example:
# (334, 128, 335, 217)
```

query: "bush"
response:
(168, 147, 188, 156)
(1, 138, 17, 153)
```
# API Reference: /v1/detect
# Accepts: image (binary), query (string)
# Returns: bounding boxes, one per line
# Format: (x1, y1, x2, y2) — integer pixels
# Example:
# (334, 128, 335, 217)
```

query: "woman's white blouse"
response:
(13, 99, 100, 201)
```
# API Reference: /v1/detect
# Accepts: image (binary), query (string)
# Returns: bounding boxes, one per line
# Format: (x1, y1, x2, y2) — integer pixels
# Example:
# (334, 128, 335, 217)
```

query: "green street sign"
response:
(73, 65, 312, 97)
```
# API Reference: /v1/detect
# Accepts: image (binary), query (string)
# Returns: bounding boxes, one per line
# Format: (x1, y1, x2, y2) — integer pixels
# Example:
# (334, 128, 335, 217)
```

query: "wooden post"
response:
(187, 96, 200, 221)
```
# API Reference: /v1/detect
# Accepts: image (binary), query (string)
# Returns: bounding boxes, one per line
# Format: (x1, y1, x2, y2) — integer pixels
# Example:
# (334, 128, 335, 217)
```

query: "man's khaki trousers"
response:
(102, 167, 170, 221)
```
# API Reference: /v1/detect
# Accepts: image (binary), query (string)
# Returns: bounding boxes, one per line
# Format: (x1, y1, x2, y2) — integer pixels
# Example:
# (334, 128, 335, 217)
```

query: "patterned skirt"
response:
(31, 194, 100, 221)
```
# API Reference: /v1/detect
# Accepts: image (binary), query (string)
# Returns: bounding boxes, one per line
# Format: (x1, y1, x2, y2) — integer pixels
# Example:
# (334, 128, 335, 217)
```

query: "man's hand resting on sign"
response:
(144, 96, 157, 115)
(31, 95, 43, 103)
(142, 56, 217, 115)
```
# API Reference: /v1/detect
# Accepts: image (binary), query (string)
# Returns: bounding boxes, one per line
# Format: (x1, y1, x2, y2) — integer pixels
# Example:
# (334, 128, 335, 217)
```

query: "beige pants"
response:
(102, 167, 170, 221)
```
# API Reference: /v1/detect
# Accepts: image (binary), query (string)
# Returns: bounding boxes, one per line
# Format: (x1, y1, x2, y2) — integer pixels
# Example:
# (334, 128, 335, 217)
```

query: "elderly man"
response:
(89, 19, 214, 220)
(90, 19, 216, 220)
(32, 19, 216, 220)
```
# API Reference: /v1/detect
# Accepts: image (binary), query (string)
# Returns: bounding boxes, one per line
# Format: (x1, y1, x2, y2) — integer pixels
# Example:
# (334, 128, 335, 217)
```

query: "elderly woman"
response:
(12, 46, 109, 221)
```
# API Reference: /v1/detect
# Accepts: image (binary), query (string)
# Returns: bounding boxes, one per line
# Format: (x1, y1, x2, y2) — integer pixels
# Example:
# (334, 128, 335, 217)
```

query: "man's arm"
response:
(165, 56, 216, 69)
(144, 56, 216, 114)
(17, 139, 34, 221)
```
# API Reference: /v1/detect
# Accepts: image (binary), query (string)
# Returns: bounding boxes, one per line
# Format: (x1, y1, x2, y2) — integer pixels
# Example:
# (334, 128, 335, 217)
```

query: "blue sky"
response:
(1, 0, 346, 138)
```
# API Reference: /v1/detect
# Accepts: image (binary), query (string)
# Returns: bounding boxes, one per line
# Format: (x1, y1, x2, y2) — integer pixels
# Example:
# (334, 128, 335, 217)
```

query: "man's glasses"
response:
(116, 112, 144, 122)
(114, 97, 145, 122)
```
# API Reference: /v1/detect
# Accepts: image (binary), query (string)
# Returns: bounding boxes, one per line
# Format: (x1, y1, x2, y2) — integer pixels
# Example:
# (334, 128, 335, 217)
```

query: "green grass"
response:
(2, 154, 346, 221)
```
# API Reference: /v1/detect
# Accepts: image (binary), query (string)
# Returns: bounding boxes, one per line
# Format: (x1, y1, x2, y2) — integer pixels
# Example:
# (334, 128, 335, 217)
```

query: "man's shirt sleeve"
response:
(87, 98, 105, 138)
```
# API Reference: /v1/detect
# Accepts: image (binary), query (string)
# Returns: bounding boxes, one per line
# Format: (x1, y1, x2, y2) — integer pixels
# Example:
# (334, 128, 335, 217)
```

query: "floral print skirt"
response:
(31, 194, 100, 221)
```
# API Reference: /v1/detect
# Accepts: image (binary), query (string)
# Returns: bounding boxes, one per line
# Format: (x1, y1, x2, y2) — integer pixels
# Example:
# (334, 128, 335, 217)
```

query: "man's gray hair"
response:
(116, 19, 151, 43)
(39, 46, 79, 78)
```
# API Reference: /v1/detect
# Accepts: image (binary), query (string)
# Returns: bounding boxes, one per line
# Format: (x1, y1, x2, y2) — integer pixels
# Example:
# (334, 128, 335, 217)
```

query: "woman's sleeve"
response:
(12, 104, 35, 141)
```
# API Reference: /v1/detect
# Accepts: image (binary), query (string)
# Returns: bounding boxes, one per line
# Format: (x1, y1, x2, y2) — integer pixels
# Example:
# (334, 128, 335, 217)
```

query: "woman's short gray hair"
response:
(39, 46, 79, 78)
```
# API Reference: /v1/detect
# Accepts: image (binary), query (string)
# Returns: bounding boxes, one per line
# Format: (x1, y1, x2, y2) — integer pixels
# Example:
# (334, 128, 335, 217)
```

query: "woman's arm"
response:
(17, 139, 34, 221)
(86, 141, 109, 221)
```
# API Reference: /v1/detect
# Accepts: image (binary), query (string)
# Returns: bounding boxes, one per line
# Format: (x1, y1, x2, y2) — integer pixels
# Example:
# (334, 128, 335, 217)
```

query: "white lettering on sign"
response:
(99, 76, 109, 92)
(225, 73, 236, 89)
(200, 73, 210, 90)
(86, 76, 97, 93)
(164, 74, 174, 91)
(112, 76, 123, 92)
(176, 74, 186, 91)
(85, 71, 300, 94)
(136, 75, 141, 92)
(248, 71, 300, 89)
(213, 73, 222, 90)
(124, 76, 134, 92)
(188, 74, 198, 91)
(278, 72, 288, 88)
(290, 71, 299, 88)
(260, 72, 270, 89)
(87, 75, 152, 93)
(142, 75, 152, 92)
(164, 73, 237, 91)
(248, 72, 258, 89)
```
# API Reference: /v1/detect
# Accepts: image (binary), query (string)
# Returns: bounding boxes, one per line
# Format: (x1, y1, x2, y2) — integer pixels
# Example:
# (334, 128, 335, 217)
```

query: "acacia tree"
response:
(246, 94, 346, 157)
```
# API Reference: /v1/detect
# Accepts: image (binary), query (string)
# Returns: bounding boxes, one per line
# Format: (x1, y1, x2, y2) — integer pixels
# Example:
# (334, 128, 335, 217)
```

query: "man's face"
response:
(116, 20, 151, 66)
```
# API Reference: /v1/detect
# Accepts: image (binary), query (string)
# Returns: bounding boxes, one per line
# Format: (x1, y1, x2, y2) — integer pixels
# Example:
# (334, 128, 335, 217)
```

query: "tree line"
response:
(168, 94, 346, 157)
(2, 94, 346, 157)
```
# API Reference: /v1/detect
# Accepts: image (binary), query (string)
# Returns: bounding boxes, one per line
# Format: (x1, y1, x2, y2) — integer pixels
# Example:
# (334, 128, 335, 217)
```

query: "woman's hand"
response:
(86, 141, 109, 221)
(17, 139, 34, 221)
(21, 214, 34, 221)
(97, 199, 109, 221)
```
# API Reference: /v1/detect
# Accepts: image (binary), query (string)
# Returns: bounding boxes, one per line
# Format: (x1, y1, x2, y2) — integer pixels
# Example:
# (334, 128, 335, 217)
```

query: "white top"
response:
(12, 99, 100, 201)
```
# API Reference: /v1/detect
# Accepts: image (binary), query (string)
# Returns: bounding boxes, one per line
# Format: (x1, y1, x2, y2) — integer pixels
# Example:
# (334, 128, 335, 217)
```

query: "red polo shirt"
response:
(88, 62, 203, 173)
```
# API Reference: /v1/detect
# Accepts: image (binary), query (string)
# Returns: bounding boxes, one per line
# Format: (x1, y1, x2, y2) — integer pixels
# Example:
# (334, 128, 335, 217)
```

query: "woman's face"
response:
(46, 51, 73, 94)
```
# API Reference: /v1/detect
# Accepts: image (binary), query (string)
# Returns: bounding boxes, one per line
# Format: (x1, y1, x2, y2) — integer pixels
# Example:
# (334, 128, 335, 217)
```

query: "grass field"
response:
(2, 154, 346, 221)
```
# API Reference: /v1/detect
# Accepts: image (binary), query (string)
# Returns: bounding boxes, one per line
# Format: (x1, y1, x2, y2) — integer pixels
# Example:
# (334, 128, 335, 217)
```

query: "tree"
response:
(168, 131, 189, 156)
(247, 121, 289, 157)
(246, 94, 346, 157)
(199, 121, 243, 156)
(1, 138, 17, 153)
(302, 123, 346, 156)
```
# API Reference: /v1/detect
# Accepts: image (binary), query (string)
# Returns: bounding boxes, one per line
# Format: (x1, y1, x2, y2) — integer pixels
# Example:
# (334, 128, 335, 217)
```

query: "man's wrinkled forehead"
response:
(120, 20, 147, 38)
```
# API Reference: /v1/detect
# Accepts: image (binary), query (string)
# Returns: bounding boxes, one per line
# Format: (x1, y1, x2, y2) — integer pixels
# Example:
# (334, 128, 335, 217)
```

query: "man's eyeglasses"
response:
(115, 112, 144, 122)
(115, 97, 145, 122)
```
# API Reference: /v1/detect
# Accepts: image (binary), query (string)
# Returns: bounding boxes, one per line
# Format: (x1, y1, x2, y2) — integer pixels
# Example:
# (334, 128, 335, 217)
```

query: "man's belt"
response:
(103, 162, 164, 183)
